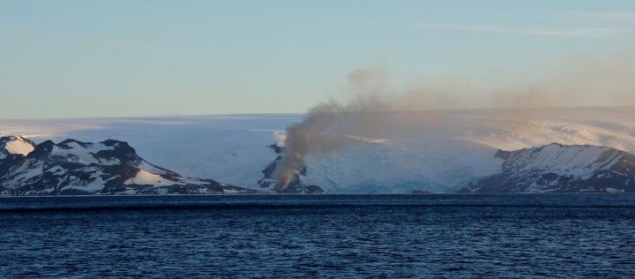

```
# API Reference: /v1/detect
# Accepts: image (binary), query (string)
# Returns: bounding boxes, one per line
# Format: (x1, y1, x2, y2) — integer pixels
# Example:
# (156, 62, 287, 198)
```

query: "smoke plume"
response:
(274, 68, 390, 191)
(274, 54, 635, 191)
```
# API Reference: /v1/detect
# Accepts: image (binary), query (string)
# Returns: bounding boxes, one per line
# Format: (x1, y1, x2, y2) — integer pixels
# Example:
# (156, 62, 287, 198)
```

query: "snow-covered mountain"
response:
(2, 107, 635, 194)
(0, 136, 255, 195)
(460, 143, 635, 193)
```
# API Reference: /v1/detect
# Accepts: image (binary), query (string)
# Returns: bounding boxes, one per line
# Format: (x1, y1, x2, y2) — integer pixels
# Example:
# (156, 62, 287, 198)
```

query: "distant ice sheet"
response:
(2, 108, 635, 193)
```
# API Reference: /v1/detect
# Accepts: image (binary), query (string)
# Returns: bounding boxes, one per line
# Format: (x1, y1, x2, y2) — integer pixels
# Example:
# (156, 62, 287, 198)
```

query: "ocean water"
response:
(1, 194, 634, 278)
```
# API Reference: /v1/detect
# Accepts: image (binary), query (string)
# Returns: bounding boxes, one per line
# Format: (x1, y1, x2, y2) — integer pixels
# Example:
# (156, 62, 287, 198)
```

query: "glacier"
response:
(2, 107, 635, 194)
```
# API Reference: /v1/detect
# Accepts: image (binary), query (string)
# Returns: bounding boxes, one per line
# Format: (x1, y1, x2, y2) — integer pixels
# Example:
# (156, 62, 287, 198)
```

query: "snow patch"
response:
(223, 188, 241, 194)
(5, 138, 34, 156)
(61, 175, 108, 193)
(344, 134, 387, 144)
(606, 187, 623, 193)
(50, 142, 118, 165)
(124, 170, 177, 186)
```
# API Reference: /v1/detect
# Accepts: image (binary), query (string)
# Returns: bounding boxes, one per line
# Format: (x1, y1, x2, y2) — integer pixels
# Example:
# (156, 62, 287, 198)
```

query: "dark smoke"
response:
(274, 68, 389, 192)
(274, 104, 338, 191)
(274, 54, 635, 191)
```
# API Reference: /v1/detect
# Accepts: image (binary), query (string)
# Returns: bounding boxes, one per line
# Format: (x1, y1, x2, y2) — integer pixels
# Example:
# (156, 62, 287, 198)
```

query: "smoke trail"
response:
(274, 68, 389, 191)
(274, 104, 331, 190)
(274, 54, 635, 191)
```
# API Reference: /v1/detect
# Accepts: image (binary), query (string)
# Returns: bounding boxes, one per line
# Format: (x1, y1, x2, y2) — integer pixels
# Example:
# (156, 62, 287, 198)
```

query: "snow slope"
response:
(2, 107, 635, 193)
(461, 143, 635, 193)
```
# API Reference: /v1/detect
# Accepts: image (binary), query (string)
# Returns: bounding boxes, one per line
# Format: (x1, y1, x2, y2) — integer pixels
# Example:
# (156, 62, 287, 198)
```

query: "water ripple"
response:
(1, 196, 634, 278)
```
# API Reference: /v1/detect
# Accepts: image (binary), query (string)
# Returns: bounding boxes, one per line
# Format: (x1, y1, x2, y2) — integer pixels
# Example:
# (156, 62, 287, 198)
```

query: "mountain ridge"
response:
(461, 143, 635, 193)
(0, 136, 256, 196)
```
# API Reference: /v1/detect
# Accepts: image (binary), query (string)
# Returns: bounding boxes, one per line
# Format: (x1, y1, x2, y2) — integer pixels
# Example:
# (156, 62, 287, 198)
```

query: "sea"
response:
(1, 194, 634, 278)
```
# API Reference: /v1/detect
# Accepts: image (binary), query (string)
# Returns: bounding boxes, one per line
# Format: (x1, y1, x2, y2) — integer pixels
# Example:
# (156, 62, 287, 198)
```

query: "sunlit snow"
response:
(2, 107, 635, 193)
(124, 170, 178, 187)
(4, 137, 35, 156)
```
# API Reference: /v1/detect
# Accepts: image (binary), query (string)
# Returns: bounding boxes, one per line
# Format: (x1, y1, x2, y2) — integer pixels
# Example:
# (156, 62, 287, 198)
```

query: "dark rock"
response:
(258, 142, 325, 194)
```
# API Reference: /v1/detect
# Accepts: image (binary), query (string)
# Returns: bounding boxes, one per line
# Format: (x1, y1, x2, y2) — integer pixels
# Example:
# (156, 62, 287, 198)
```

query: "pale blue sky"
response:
(1, 1, 634, 118)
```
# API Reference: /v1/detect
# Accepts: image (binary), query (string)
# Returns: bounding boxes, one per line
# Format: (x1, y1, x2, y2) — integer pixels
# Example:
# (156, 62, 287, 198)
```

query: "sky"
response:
(1, 0, 634, 119)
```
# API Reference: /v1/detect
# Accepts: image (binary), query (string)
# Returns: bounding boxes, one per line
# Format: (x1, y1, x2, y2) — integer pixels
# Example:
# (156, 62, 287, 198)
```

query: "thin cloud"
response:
(523, 28, 633, 37)
(415, 23, 634, 38)
(566, 11, 635, 22)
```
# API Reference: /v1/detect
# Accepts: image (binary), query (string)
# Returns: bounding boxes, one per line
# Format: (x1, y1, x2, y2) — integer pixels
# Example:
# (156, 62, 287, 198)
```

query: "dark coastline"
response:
(3, 194, 635, 212)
